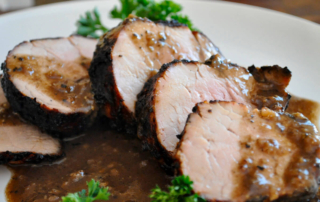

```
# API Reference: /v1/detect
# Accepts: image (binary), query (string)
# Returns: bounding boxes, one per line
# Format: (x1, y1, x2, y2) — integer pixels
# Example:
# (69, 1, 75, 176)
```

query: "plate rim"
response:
(0, 1, 320, 201)
(0, 0, 319, 30)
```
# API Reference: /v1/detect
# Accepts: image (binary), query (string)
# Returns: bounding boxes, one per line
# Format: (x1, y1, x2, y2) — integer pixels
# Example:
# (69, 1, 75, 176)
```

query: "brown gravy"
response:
(5, 121, 170, 202)
(234, 106, 320, 201)
(7, 55, 94, 111)
(5, 95, 320, 202)
(0, 102, 22, 126)
(287, 95, 320, 129)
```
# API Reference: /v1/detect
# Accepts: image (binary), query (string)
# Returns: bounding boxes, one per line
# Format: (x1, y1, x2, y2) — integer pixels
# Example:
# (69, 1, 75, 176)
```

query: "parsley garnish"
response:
(75, 0, 197, 38)
(111, 0, 182, 21)
(61, 176, 204, 202)
(111, 0, 196, 29)
(110, 0, 144, 20)
(61, 179, 110, 202)
(76, 7, 109, 38)
(150, 175, 206, 202)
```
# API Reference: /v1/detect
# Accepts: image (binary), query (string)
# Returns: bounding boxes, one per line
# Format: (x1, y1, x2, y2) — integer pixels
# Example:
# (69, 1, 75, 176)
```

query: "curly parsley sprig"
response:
(111, 0, 182, 21)
(61, 176, 205, 202)
(111, 0, 196, 29)
(75, 0, 197, 38)
(150, 175, 206, 202)
(76, 7, 109, 38)
(61, 179, 110, 202)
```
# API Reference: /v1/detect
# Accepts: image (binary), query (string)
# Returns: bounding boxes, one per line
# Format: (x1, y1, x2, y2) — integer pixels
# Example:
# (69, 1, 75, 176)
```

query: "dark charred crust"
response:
(30, 37, 64, 43)
(285, 94, 292, 110)
(0, 138, 64, 165)
(209, 100, 220, 104)
(22, 35, 96, 47)
(0, 150, 64, 165)
(158, 59, 199, 74)
(248, 65, 292, 111)
(248, 65, 292, 85)
(136, 64, 175, 174)
(204, 55, 217, 65)
(155, 20, 186, 28)
(1, 63, 96, 137)
(136, 60, 204, 173)
(89, 22, 137, 134)
(192, 31, 225, 59)
(89, 15, 199, 134)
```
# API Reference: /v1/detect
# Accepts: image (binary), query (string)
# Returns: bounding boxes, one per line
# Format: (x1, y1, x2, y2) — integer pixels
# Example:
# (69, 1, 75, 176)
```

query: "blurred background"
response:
(0, 0, 319, 24)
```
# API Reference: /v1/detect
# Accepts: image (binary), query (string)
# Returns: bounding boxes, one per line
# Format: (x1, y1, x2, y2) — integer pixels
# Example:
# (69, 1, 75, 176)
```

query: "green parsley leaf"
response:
(76, 0, 198, 39)
(171, 14, 198, 31)
(150, 175, 206, 202)
(135, 0, 182, 21)
(110, 0, 197, 30)
(75, 7, 109, 38)
(61, 179, 110, 202)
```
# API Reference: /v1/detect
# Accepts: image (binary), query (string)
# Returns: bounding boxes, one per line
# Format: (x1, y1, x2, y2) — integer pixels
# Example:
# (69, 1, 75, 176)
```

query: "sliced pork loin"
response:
(2, 35, 97, 137)
(176, 101, 320, 202)
(0, 86, 63, 165)
(89, 16, 221, 132)
(192, 31, 224, 60)
(136, 55, 291, 168)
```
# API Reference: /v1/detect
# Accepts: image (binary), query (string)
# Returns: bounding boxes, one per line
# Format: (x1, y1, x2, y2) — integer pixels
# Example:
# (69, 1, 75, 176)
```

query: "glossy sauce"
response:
(6, 121, 170, 202)
(0, 102, 22, 126)
(233, 95, 320, 201)
(234, 105, 320, 201)
(7, 55, 94, 111)
(5, 95, 320, 202)
(287, 95, 320, 129)
(205, 55, 291, 112)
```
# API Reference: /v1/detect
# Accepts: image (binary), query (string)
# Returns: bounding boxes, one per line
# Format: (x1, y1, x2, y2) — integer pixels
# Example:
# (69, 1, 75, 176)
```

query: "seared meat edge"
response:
(1, 37, 98, 137)
(136, 58, 292, 172)
(136, 59, 196, 172)
(89, 18, 200, 134)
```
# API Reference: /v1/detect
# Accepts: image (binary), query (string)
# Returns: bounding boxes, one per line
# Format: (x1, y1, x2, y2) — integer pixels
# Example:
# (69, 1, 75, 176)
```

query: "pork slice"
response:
(136, 55, 291, 168)
(192, 31, 224, 61)
(89, 16, 221, 132)
(0, 86, 63, 165)
(175, 101, 320, 202)
(2, 35, 98, 137)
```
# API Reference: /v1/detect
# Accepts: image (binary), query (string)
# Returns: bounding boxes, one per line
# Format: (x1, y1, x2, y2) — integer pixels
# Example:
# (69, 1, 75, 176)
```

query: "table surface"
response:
(225, 0, 320, 24)
(0, 0, 319, 25)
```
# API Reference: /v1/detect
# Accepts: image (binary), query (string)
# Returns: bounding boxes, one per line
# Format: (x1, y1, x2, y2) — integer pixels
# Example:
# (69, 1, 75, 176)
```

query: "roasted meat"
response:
(136, 55, 291, 167)
(175, 101, 320, 202)
(89, 16, 221, 132)
(0, 86, 63, 165)
(192, 31, 224, 60)
(2, 36, 97, 137)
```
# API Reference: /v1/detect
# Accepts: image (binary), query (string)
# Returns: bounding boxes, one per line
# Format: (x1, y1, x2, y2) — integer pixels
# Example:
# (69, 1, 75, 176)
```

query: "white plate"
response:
(0, 0, 320, 201)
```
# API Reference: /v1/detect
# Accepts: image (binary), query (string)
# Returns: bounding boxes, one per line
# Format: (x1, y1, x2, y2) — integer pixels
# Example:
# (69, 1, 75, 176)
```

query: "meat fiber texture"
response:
(89, 16, 221, 133)
(175, 101, 320, 202)
(1, 35, 98, 137)
(0, 86, 63, 165)
(136, 55, 291, 169)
